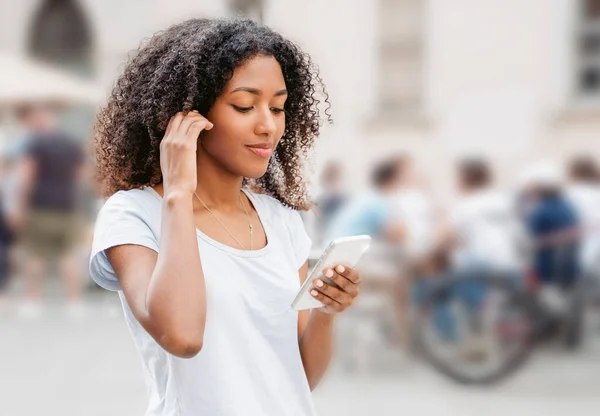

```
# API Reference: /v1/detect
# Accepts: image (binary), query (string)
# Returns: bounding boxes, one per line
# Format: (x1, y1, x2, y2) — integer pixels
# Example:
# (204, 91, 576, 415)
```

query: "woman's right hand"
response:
(160, 111, 213, 196)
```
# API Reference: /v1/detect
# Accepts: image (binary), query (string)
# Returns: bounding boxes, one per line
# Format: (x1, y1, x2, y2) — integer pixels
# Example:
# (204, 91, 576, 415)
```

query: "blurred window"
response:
(377, 0, 426, 117)
(27, 0, 94, 77)
(576, 0, 600, 102)
(26, 0, 95, 140)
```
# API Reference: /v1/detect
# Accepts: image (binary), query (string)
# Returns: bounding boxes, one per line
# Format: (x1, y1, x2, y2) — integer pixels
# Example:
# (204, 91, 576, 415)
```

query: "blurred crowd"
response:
(0, 104, 98, 319)
(312, 153, 600, 359)
(2, 102, 599, 339)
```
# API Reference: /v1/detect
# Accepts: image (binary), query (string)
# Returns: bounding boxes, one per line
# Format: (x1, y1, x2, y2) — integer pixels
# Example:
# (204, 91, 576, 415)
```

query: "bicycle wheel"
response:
(414, 271, 535, 385)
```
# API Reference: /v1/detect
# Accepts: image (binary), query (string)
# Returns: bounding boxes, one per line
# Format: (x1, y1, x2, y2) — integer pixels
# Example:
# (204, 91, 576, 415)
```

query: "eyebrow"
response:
(230, 87, 288, 96)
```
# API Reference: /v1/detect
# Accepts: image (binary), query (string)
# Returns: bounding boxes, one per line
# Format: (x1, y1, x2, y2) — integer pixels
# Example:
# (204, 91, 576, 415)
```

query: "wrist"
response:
(163, 189, 193, 206)
(310, 308, 336, 324)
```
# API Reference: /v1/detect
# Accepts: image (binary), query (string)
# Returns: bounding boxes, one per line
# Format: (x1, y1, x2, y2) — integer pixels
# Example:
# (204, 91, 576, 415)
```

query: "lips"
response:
(246, 144, 273, 158)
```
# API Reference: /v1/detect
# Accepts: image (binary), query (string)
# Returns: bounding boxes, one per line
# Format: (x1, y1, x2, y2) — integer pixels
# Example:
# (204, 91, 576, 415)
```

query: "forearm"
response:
(146, 191, 207, 346)
(298, 310, 335, 390)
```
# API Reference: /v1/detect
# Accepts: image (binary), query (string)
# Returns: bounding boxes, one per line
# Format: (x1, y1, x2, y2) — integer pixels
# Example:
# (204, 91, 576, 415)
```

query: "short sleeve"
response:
(288, 210, 312, 269)
(89, 192, 159, 291)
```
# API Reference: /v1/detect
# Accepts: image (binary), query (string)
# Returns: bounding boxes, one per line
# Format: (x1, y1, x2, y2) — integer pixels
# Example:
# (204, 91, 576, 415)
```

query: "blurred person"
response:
(449, 158, 522, 272)
(12, 104, 86, 317)
(387, 156, 440, 352)
(521, 162, 580, 316)
(566, 156, 600, 272)
(324, 157, 405, 246)
(412, 158, 523, 348)
(390, 156, 438, 263)
(0, 149, 15, 308)
(324, 157, 409, 361)
(314, 160, 347, 246)
(89, 18, 365, 416)
(0, 140, 19, 263)
(0, 119, 36, 231)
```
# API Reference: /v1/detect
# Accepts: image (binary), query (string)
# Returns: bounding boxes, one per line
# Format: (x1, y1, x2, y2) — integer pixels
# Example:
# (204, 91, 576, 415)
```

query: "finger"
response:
(334, 264, 360, 284)
(331, 271, 359, 296)
(165, 112, 185, 137)
(310, 289, 341, 310)
(322, 268, 352, 292)
(178, 112, 212, 136)
(313, 279, 351, 305)
(186, 117, 213, 137)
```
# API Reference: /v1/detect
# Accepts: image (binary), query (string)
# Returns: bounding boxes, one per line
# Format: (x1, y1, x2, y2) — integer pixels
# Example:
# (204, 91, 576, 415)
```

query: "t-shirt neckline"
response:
(145, 186, 272, 258)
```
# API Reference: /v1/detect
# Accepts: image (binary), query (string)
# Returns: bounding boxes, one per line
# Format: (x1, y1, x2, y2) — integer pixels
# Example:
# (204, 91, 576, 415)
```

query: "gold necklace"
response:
(193, 191, 253, 250)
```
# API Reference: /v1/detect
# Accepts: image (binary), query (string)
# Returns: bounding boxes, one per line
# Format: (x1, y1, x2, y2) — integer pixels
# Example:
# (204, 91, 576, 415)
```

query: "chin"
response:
(242, 162, 271, 179)
(233, 163, 269, 179)
(244, 169, 269, 179)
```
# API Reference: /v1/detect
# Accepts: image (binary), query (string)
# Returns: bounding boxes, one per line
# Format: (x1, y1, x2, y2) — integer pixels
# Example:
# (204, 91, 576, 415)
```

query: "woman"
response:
(90, 18, 362, 416)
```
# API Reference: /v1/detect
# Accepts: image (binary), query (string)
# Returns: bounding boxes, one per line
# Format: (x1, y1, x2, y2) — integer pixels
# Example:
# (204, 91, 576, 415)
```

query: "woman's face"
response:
(201, 55, 287, 179)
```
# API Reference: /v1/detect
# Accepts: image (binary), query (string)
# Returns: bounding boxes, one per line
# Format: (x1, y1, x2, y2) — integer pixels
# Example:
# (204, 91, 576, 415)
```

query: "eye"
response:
(271, 108, 285, 114)
(232, 105, 253, 113)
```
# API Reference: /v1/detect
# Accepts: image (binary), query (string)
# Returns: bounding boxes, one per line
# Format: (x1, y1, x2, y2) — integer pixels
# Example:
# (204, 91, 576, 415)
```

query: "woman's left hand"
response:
(310, 265, 361, 314)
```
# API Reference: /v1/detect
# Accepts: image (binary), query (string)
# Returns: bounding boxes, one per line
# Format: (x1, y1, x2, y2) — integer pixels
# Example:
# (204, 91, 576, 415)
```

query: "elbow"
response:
(308, 378, 320, 392)
(161, 331, 204, 358)
(173, 339, 204, 359)
(145, 298, 206, 359)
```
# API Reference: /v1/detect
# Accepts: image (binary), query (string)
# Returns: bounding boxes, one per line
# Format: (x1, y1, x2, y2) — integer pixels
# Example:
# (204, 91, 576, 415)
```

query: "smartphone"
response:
(291, 235, 372, 311)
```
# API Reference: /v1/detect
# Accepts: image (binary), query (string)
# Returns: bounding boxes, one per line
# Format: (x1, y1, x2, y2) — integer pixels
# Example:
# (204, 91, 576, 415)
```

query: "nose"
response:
(254, 107, 277, 137)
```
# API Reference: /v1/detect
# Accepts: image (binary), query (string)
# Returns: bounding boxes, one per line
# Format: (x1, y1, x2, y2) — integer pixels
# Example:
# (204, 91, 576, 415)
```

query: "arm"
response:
(107, 191, 206, 358)
(106, 111, 214, 359)
(298, 262, 361, 390)
(297, 261, 335, 391)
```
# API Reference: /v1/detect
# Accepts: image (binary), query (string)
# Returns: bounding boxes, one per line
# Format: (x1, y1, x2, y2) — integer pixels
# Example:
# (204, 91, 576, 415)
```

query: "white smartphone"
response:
(291, 235, 372, 311)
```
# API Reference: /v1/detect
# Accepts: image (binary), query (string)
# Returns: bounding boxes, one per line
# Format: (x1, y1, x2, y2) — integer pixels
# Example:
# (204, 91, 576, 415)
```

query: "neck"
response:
(194, 148, 244, 211)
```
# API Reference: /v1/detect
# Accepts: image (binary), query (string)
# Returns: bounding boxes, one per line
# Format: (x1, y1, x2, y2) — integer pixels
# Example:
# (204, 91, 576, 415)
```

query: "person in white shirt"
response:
(449, 158, 522, 272)
(566, 156, 600, 272)
(389, 157, 437, 262)
(89, 18, 363, 416)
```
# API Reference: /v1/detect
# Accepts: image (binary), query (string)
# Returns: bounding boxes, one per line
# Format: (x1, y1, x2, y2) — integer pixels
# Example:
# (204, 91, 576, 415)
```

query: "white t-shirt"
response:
(390, 189, 436, 258)
(567, 183, 600, 228)
(567, 183, 600, 269)
(450, 189, 521, 270)
(89, 187, 316, 416)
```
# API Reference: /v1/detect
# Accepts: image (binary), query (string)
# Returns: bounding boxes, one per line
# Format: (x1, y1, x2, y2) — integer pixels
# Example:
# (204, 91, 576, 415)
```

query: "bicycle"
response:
(413, 231, 597, 385)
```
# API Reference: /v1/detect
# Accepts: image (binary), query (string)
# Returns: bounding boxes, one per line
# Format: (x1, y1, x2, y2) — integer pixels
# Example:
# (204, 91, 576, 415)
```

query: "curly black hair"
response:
(94, 18, 330, 210)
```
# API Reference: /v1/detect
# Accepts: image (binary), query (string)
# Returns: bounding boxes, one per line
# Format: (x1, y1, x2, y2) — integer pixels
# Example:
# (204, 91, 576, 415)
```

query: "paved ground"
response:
(2, 293, 600, 416)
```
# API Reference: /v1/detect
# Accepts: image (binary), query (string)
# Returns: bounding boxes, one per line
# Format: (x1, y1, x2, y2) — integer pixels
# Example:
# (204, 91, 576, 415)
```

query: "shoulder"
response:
(247, 190, 312, 267)
(98, 187, 160, 222)
(246, 190, 302, 220)
(92, 188, 161, 252)
(246, 190, 309, 238)
(103, 187, 151, 206)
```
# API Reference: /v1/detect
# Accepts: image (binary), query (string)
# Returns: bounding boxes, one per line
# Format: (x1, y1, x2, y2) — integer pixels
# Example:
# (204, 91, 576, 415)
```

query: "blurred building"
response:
(1, 0, 599, 192)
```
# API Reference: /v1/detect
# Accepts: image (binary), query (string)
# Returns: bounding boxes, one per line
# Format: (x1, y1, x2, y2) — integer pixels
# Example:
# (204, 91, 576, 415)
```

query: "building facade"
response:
(1, 0, 598, 191)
